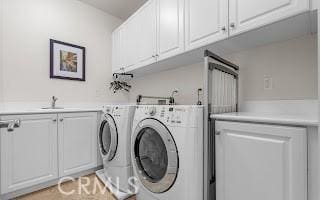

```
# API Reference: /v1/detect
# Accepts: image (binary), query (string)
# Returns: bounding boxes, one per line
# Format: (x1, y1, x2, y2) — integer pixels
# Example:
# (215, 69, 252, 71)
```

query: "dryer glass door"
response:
(133, 119, 178, 193)
(99, 114, 118, 161)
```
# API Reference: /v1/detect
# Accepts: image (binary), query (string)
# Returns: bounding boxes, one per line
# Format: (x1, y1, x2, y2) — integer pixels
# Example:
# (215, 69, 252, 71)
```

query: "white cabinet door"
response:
(215, 121, 307, 200)
(1, 114, 58, 194)
(157, 0, 184, 61)
(229, 0, 309, 35)
(58, 112, 98, 177)
(137, 0, 157, 67)
(112, 27, 122, 73)
(122, 15, 140, 69)
(185, 0, 228, 51)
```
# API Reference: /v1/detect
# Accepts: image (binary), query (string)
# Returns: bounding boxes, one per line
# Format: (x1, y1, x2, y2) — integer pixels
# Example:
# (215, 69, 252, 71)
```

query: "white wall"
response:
(1, 0, 128, 104)
(129, 34, 318, 104)
(129, 63, 204, 105)
(0, 0, 3, 104)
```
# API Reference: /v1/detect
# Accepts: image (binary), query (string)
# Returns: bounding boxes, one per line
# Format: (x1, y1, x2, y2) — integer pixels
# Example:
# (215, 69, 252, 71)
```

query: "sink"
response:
(41, 107, 64, 110)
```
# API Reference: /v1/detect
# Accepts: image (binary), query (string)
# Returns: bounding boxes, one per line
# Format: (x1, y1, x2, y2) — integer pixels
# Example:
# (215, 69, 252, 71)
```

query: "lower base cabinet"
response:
(215, 121, 307, 200)
(58, 112, 98, 177)
(0, 112, 99, 195)
(1, 114, 58, 194)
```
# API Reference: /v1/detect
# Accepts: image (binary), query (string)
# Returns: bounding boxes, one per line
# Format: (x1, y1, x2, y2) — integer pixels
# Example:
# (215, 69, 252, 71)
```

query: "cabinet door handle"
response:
(230, 23, 236, 29)
(216, 131, 221, 136)
(221, 26, 226, 32)
(60, 119, 64, 122)
(53, 119, 57, 122)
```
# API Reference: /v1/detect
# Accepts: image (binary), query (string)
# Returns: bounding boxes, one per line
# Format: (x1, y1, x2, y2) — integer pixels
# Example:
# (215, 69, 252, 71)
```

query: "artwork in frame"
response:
(50, 39, 86, 81)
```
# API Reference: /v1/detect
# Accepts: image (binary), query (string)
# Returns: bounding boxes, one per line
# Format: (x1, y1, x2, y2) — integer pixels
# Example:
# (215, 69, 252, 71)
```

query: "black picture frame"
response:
(50, 39, 86, 81)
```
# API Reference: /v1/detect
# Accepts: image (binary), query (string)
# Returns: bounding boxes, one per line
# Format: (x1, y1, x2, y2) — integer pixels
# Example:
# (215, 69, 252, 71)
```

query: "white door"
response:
(185, 0, 228, 51)
(137, 0, 157, 67)
(157, 0, 184, 61)
(58, 112, 98, 177)
(215, 121, 307, 200)
(112, 27, 122, 73)
(229, 0, 309, 35)
(1, 114, 58, 194)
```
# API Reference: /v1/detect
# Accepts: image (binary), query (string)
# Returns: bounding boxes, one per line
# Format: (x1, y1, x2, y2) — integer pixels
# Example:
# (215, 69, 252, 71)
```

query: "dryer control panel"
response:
(103, 106, 124, 117)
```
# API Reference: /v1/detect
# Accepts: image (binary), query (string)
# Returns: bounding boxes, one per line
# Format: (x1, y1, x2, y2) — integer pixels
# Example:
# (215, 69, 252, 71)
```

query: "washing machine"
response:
(96, 105, 136, 199)
(131, 105, 204, 200)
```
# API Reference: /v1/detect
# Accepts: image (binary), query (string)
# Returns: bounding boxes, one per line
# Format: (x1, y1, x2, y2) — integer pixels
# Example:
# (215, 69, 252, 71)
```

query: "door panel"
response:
(137, 0, 157, 67)
(98, 114, 118, 161)
(122, 17, 139, 69)
(58, 112, 98, 177)
(112, 27, 122, 73)
(229, 0, 309, 35)
(157, 0, 184, 60)
(185, 0, 228, 50)
(1, 114, 58, 194)
(216, 121, 307, 200)
(133, 119, 178, 194)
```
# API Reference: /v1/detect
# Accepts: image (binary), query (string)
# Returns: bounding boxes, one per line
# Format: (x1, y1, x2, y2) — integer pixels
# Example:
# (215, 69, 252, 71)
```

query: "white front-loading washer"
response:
(96, 105, 135, 199)
(131, 105, 204, 200)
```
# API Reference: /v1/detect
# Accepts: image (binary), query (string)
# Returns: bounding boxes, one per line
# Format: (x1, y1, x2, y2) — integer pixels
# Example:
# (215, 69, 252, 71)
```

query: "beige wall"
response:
(1, 0, 128, 103)
(228, 34, 318, 102)
(129, 34, 318, 104)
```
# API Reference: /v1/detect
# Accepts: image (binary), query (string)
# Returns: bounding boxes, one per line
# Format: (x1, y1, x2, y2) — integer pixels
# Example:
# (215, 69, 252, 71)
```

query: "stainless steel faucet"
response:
(0, 119, 21, 132)
(51, 96, 58, 109)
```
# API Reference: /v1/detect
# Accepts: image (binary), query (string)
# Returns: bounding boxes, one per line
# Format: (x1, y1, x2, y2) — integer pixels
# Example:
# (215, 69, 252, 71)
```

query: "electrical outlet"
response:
(264, 77, 273, 90)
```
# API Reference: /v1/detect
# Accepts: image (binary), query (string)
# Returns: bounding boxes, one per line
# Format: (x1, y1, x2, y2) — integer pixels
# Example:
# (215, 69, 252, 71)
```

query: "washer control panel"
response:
(137, 106, 187, 126)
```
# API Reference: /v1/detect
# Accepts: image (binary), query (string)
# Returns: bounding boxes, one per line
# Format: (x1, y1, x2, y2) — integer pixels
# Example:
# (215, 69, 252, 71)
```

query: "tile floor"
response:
(16, 174, 136, 200)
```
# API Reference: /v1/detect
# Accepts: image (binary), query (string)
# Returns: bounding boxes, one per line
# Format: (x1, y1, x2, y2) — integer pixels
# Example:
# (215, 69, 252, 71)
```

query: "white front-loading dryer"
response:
(131, 105, 204, 200)
(97, 105, 135, 196)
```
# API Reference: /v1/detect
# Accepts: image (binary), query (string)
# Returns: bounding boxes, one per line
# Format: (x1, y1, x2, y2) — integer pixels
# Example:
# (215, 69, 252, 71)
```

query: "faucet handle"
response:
(52, 96, 58, 101)
(170, 90, 179, 105)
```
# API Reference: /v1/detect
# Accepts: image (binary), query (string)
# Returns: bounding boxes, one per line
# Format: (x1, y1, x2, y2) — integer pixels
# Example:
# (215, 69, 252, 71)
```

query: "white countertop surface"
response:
(0, 107, 103, 115)
(211, 112, 319, 127)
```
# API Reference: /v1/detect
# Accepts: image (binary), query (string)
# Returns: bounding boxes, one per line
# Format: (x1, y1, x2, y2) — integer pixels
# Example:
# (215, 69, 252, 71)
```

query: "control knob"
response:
(148, 107, 156, 116)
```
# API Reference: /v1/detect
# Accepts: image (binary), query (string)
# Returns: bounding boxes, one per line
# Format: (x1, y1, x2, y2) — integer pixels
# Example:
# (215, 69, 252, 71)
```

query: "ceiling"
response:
(78, 0, 147, 20)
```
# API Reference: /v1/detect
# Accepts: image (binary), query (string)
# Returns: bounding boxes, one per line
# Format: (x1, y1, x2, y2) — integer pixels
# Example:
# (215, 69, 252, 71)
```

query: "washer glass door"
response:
(134, 119, 178, 193)
(99, 114, 118, 161)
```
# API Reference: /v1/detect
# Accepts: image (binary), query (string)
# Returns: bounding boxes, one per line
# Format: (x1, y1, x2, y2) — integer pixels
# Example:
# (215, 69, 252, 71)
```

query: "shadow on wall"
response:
(129, 63, 204, 105)
(129, 34, 317, 105)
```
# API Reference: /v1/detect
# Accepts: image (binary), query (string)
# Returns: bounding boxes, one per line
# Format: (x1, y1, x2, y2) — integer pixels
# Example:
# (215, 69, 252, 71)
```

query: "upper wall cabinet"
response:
(122, 15, 140, 69)
(112, 28, 122, 72)
(112, 0, 184, 73)
(157, 0, 185, 60)
(112, 0, 313, 74)
(229, 0, 310, 35)
(137, 0, 157, 68)
(185, 0, 228, 51)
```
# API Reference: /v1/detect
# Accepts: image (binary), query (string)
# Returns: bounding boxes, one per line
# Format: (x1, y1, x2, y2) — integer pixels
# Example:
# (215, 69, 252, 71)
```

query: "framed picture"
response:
(50, 39, 86, 81)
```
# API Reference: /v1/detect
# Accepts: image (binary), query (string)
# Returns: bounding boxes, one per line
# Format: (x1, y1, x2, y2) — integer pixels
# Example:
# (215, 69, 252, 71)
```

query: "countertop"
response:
(211, 112, 319, 127)
(0, 107, 103, 115)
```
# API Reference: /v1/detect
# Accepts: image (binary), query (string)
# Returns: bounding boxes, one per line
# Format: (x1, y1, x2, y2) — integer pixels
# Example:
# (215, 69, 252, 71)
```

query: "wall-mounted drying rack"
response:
(112, 72, 134, 79)
(203, 50, 240, 200)
(110, 73, 134, 93)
